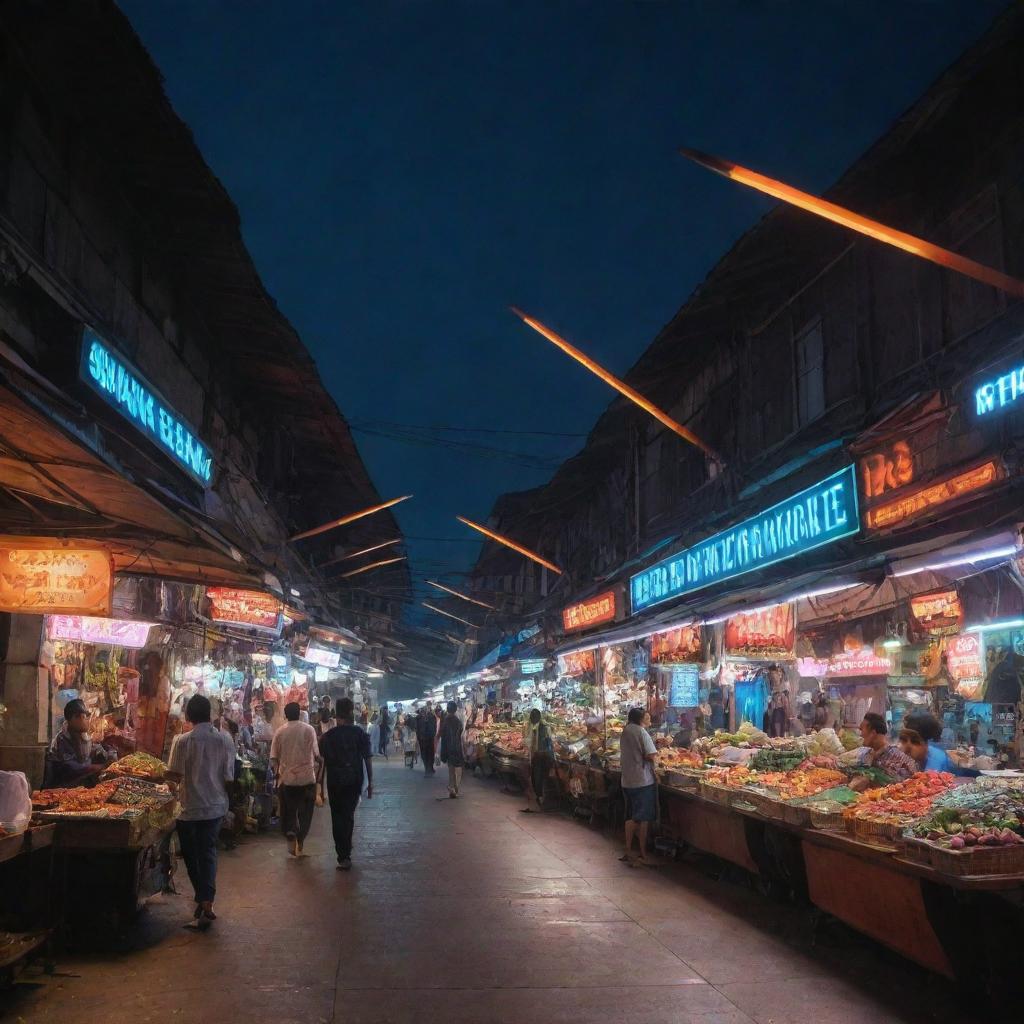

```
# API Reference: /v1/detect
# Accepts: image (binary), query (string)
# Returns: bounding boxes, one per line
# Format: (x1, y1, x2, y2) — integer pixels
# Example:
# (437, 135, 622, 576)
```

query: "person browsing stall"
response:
(899, 711, 960, 774)
(619, 707, 659, 866)
(44, 698, 115, 787)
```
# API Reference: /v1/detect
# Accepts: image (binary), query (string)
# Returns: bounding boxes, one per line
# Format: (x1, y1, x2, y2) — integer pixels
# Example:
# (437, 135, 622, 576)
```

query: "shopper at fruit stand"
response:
(320, 698, 373, 870)
(44, 698, 116, 787)
(850, 712, 917, 791)
(270, 701, 322, 857)
(165, 694, 236, 931)
(619, 706, 659, 866)
(898, 711, 965, 775)
(520, 708, 553, 813)
(439, 701, 465, 798)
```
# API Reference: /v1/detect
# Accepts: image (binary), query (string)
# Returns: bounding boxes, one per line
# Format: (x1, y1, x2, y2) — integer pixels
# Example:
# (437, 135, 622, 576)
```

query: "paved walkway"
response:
(5, 759, 977, 1024)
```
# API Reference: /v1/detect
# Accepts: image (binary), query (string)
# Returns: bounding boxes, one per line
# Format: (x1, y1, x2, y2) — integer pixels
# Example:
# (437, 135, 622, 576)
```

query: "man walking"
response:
(418, 701, 437, 775)
(166, 694, 236, 929)
(270, 701, 321, 857)
(378, 704, 391, 758)
(439, 701, 465, 798)
(619, 706, 658, 866)
(319, 698, 373, 870)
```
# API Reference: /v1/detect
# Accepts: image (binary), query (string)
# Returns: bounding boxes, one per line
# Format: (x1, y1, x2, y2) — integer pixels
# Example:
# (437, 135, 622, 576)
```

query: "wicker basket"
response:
(902, 835, 1024, 876)
(848, 815, 907, 843)
(699, 780, 736, 807)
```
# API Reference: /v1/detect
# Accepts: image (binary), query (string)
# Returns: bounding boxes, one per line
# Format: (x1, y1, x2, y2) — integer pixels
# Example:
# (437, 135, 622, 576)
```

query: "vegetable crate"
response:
(901, 835, 1024, 877)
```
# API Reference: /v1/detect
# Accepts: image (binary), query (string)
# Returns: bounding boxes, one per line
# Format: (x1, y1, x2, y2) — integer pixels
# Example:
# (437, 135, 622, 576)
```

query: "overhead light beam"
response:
(340, 556, 407, 578)
(290, 495, 412, 542)
(426, 579, 496, 609)
(456, 515, 562, 575)
(422, 601, 478, 628)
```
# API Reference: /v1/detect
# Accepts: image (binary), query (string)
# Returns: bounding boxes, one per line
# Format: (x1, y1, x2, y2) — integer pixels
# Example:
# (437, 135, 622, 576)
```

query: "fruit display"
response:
(105, 751, 167, 780)
(32, 781, 119, 812)
(911, 781, 1024, 849)
(770, 768, 846, 801)
(845, 771, 957, 826)
(33, 777, 173, 818)
(705, 766, 787, 789)
(656, 748, 704, 771)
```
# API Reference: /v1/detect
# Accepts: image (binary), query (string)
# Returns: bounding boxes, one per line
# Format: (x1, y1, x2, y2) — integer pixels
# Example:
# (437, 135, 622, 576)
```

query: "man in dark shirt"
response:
(417, 701, 437, 775)
(319, 698, 372, 870)
(45, 699, 112, 787)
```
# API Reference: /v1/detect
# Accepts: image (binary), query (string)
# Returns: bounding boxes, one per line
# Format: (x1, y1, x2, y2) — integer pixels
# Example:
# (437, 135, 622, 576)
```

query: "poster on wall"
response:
(0, 540, 112, 615)
(724, 603, 795, 659)
(909, 589, 963, 637)
(667, 664, 700, 707)
(651, 624, 702, 664)
(945, 633, 984, 698)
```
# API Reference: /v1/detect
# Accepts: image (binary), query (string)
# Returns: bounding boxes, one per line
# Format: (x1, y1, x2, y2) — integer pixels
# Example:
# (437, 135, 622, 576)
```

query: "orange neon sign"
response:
(562, 590, 617, 633)
(680, 148, 1024, 299)
(865, 460, 1000, 530)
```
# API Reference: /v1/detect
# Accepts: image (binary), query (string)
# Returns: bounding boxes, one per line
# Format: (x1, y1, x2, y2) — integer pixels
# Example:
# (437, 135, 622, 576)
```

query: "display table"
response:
(0, 825, 57, 982)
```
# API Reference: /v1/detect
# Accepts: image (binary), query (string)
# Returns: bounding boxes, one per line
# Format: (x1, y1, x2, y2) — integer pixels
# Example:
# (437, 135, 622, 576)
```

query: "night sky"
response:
(120, 0, 1006, 627)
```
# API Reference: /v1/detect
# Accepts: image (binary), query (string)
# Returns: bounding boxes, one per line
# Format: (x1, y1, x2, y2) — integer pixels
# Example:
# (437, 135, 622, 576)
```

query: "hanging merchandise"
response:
(909, 589, 963, 637)
(724, 604, 795, 659)
(651, 624, 702, 664)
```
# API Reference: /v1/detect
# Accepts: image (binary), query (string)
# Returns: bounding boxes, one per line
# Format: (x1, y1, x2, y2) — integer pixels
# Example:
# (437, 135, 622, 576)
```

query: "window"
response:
(795, 318, 825, 427)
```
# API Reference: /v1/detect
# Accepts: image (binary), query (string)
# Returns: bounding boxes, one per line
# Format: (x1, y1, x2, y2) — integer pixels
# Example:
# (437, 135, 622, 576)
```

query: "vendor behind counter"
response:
(44, 698, 116, 787)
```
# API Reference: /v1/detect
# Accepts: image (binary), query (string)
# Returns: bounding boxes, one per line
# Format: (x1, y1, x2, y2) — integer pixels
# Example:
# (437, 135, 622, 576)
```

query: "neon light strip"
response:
(890, 546, 1017, 578)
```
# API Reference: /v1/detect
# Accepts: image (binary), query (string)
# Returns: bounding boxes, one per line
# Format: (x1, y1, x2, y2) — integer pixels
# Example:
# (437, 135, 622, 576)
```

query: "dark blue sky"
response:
(120, 0, 1006, 619)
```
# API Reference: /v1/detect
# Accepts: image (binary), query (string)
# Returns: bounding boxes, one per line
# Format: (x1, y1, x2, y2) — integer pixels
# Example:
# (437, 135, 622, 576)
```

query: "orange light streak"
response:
(426, 580, 496, 610)
(422, 602, 478, 628)
(321, 538, 401, 568)
(510, 307, 721, 461)
(680, 148, 1024, 299)
(339, 555, 407, 578)
(290, 495, 412, 542)
(456, 515, 562, 575)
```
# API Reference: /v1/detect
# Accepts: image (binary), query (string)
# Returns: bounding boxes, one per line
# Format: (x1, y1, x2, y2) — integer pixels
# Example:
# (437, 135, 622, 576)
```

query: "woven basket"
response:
(903, 835, 1024, 876)
(699, 781, 735, 807)
(809, 806, 847, 831)
(849, 815, 906, 843)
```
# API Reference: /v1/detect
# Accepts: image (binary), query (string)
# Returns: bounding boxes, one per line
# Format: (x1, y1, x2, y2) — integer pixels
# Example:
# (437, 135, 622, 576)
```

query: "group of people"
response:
(166, 694, 374, 930)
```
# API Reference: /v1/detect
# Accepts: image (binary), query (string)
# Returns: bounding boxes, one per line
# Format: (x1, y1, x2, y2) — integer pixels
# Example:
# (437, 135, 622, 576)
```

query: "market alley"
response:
(4, 760, 978, 1024)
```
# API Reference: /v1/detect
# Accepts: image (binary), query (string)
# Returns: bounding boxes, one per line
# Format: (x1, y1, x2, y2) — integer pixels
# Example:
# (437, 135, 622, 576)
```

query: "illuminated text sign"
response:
(81, 327, 213, 486)
(47, 615, 154, 648)
(0, 541, 112, 615)
(206, 587, 282, 631)
(976, 364, 1024, 418)
(865, 460, 1000, 530)
(562, 590, 617, 633)
(630, 466, 859, 613)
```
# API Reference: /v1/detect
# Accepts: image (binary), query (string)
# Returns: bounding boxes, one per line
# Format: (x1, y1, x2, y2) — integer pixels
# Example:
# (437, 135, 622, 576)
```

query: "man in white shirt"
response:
(166, 694, 236, 930)
(619, 706, 658, 867)
(270, 701, 321, 857)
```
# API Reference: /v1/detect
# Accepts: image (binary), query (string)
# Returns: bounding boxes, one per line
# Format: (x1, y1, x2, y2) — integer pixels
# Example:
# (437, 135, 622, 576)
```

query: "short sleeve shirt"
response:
(168, 723, 235, 821)
(270, 720, 319, 786)
(620, 722, 657, 789)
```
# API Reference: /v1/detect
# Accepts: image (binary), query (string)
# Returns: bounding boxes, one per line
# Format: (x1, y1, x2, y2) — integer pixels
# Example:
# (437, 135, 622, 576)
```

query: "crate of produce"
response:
(848, 815, 906, 843)
(698, 780, 736, 807)
(903, 834, 1024, 876)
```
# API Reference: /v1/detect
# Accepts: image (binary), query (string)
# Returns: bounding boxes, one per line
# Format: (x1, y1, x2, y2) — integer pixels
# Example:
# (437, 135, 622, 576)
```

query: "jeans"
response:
(327, 783, 362, 861)
(177, 817, 221, 904)
(280, 783, 316, 842)
(448, 764, 463, 795)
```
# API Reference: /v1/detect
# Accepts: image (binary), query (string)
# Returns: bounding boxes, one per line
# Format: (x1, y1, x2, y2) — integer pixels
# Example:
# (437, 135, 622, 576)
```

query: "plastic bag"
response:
(0, 770, 32, 833)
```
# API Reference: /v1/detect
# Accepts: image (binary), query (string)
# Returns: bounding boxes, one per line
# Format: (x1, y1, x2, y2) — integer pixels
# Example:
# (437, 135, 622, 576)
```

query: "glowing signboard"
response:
(46, 615, 154, 648)
(630, 466, 859, 613)
(562, 590, 617, 633)
(81, 327, 213, 486)
(300, 643, 342, 668)
(519, 659, 545, 675)
(668, 664, 700, 707)
(206, 587, 282, 630)
(865, 460, 1000, 530)
(976, 363, 1024, 418)
(909, 589, 963, 636)
(0, 540, 112, 615)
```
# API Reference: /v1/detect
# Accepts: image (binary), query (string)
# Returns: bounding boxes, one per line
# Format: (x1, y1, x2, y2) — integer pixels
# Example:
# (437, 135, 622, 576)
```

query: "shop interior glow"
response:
(456, 515, 562, 574)
(322, 539, 401, 568)
(510, 307, 721, 461)
(290, 495, 412, 542)
(426, 580, 496, 610)
(963, 619, 1024, 634)
(890, 545, 1018, 578)
(46, 615, 155, 648)
(702, 582, 860, 625)
(679, 148, 1024, 299)
(422, 601, 478, 628)
(340, 555, 407, 578)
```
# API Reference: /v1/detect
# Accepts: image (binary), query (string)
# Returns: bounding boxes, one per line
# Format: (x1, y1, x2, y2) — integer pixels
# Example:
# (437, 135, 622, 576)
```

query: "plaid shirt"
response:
(869, 743, 917, 782)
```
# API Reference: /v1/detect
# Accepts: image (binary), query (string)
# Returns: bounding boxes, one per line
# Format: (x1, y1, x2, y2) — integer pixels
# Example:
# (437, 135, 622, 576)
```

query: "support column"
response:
(0, 614, 47, 786)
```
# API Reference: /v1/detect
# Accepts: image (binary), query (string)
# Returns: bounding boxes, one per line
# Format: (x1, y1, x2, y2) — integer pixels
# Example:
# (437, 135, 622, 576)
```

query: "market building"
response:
(0, 1, 409, 792)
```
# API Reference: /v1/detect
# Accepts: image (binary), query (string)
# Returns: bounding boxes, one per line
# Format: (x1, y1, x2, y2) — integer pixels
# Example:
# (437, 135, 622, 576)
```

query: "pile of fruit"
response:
(706, 766, 788, 789)
(911, 781, 1024, 849)
(770, 768, 846, 801)
(656, 748, 704, 771)
(845, 771, 957, 826)
(491, 730, 526, 754)
(105, 752, 166, 780)
(32, 781, 119, 813)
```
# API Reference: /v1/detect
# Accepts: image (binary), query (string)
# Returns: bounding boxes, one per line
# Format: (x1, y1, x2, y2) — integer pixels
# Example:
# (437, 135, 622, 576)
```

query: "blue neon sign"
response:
(975, 363, 1024, 418)
(630, 465, 859, 613)
(80, 327, 213, 486)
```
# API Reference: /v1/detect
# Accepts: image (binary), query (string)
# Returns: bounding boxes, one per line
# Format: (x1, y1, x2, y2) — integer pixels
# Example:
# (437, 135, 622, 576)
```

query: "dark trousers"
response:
(531, 753, 552, 803)
(378, 728, 389, 755)
(280, 783, 316, 842)
(421, 738, 435, 771)
(327, 783, 362, 861)
(177, 817, 220, 904)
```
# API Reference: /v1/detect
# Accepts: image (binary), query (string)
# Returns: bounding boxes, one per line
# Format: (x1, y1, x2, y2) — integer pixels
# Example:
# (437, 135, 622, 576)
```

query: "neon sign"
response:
(81, 327, 213, 486)
(47, 615, 154, 648)
(562, 590, 616, 633)
(976, 364, 1024, 418)
(630, 465, 859, 613)
(865, 460, 1000, 530)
